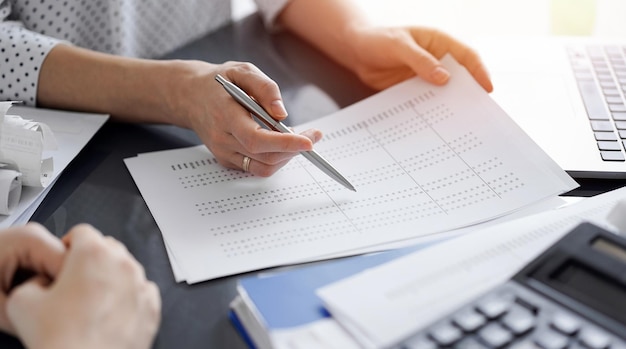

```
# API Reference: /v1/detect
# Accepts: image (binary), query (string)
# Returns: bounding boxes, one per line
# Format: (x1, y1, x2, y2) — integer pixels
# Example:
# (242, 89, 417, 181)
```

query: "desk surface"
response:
(1, 12, 624, 349)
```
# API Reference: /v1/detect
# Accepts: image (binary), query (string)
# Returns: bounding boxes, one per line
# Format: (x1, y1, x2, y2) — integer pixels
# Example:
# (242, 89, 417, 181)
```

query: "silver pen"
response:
(215, 74, 356, 192)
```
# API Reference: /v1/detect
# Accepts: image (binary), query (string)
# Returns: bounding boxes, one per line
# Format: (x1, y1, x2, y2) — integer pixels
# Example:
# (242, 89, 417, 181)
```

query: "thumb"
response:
(6, 276, 49, 333)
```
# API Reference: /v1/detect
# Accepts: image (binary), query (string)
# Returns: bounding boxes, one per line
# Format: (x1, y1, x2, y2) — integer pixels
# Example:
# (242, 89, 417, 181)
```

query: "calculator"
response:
(398, 222, 626, 349)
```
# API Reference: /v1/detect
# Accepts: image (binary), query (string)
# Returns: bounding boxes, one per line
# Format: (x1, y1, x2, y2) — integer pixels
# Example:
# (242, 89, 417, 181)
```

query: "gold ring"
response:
(242, 156, 251, 172)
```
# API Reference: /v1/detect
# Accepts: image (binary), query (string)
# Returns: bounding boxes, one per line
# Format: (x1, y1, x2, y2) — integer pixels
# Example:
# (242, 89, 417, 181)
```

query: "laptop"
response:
(473, 36, 626, 179)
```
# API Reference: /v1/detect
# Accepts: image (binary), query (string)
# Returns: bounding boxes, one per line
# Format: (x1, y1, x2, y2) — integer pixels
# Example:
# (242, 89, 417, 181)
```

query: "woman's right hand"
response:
(167, 60, 323, 177)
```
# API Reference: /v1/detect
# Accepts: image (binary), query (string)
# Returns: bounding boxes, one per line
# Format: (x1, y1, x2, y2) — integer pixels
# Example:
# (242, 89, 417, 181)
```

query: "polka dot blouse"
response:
(0, 0, 289, 106)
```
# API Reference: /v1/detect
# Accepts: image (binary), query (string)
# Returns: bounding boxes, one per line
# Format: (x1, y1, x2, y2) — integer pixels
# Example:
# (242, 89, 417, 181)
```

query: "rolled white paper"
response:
(0, 169, 22, 215)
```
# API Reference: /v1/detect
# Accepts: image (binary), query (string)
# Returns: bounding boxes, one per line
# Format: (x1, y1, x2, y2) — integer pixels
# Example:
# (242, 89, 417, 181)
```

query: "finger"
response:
(134, 281, 162, 349)
(144, 281, 162, 320)
(392, 31, 451, 86)
(61, 223, 102, 249)
(246, 156, 292, 178)
(61, 224, 114, 269)
(5, 275, 49, 335)
(443, 42, 493, 92)
(246, 128, 323, 165)
(0, 293, 12, 334)
(232, 122, 314, 155)
(232, 126, 320, 170)
(244, 128, 323, 176)
(63, 225, 137, 268)
(223, 64, 289, 121)
(1, 223, 65, 288)
(412, 28, 493, 92)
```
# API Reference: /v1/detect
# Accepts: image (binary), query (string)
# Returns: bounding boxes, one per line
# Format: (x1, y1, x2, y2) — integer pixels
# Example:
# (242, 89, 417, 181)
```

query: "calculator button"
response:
(550, 312, 581, 335)
(428, 322, 463, 346)
(476, 296, 512, 319)
(501, 307, 536, 335)
(578, 327, 611, 349)
(533, 328, 569, 349)
(453, 336, 490, 349)
(477, 322, 513, 348)
(453, 309, 487, 332)
(509, 339, 542, 349)
(402, 335, 438, 349)
(607, 342, 626, 349)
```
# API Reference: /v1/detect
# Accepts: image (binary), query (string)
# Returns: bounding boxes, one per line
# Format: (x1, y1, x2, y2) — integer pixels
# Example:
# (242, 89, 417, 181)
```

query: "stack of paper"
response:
(124, 55, 577, 284)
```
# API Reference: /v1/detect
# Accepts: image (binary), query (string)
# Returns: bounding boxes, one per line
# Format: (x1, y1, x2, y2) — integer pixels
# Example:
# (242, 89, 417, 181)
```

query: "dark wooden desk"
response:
(0, 12, 623, 349)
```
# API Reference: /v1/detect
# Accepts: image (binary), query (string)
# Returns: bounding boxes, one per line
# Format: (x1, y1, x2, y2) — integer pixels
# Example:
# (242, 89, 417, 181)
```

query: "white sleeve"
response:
(1, 0, 60, 106)
(252, 0, 291, 32)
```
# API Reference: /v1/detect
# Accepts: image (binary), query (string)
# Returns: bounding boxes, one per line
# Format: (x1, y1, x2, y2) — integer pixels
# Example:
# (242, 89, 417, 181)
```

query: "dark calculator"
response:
(397, 222, 626, 349)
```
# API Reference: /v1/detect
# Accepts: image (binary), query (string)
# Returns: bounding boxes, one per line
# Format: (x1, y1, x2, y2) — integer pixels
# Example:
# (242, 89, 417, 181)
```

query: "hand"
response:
(168, 60, 323, 177)
(345, 25, 493, 92)
(6, 224, 161, 349)
(0, 223, 65, 335)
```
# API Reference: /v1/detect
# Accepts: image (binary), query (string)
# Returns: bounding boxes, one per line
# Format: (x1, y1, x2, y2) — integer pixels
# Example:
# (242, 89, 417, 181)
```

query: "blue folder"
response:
(230, 240, 442, 348)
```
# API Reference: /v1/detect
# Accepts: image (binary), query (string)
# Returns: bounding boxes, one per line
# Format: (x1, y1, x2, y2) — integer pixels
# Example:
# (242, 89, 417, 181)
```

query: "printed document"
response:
(124, 55, 577, 284)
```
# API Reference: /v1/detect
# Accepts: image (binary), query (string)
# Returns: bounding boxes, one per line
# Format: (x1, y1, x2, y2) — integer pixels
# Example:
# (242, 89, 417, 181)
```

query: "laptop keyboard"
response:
(569, 45, 626, 161)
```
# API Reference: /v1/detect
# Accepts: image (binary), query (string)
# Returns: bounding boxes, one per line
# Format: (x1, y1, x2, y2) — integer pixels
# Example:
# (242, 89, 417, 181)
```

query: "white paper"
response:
(0, 102, 58, 187)
(0, 105, 108, 227)
(317, 186, 626, 349)
(0, 168, 22, 214)
(125, 56, 577, 283)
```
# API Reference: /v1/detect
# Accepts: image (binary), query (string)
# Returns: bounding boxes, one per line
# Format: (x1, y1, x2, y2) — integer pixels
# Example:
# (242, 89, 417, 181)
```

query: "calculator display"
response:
(550, 259, 626, 325)
(592, 236, 626, 263)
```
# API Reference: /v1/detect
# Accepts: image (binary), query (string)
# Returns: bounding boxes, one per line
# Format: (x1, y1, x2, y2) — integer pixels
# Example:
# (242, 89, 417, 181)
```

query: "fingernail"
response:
(271, 100, 288, 118)
(313, 130, 323, 143)
(430, 67, 450, 84)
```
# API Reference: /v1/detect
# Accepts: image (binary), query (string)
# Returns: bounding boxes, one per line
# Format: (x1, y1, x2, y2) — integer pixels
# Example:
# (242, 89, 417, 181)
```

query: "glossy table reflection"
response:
(0, 11, 623, 349)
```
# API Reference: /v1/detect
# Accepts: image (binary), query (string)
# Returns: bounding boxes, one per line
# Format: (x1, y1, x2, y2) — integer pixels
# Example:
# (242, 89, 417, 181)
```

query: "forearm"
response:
(277, 0, 370, 71)
(37, 44, 185, 126)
